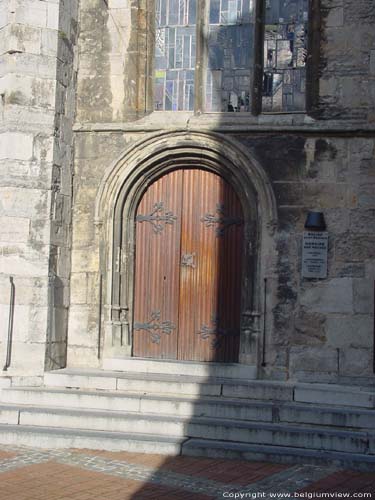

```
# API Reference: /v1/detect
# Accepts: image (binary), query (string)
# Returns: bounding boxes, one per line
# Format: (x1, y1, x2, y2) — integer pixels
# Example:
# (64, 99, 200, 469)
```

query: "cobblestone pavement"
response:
(0, 446, 374, 499)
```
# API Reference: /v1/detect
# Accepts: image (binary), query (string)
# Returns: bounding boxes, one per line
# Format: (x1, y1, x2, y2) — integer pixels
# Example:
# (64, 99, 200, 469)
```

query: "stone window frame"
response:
(137, 0, 321, 116)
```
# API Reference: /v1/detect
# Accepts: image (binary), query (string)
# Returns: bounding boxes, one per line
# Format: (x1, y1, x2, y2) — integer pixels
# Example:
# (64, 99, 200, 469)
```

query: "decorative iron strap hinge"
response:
(201, 203, 243, 237)
(134, 310, 176, 344)
(136, 202, 177, 234)
(196, 315, 237, 349)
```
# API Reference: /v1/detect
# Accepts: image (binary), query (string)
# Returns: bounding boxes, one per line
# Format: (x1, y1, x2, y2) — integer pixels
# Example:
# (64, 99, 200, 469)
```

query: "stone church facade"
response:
(0, 0, 375, 463)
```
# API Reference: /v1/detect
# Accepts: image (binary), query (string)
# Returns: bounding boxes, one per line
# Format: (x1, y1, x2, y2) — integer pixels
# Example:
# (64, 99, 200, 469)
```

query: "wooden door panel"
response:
(132, 170, 183, 359)
(132, 168, 243, 362)
(178, 170, 243, 362)
(178, 169, 220, 361)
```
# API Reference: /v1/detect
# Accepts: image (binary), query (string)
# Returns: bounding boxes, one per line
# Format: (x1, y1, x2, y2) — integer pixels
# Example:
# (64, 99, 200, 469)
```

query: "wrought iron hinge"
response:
(201, 203, 243, 237)
(136, 202, 177, 234)
(134, 310, 176, 344)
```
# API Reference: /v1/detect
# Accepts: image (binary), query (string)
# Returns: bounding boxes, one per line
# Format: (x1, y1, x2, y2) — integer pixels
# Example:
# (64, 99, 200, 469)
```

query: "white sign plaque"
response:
(302, 231, 328, 278)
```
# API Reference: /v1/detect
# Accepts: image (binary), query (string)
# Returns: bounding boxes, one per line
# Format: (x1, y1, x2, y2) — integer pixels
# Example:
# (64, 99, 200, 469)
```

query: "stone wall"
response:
(237, 134, 375, 383)
(1, 0, 374, 383)
(66, 0, 375, 383)
(0, 0, 78, 378)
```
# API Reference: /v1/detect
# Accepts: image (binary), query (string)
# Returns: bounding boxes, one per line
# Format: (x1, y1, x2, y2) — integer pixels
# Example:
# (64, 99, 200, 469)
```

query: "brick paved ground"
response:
(0, 446, 374, 500)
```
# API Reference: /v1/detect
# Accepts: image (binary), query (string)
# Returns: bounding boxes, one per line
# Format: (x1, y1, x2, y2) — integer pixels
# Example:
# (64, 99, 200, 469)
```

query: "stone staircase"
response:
(0, 364, 375, 471)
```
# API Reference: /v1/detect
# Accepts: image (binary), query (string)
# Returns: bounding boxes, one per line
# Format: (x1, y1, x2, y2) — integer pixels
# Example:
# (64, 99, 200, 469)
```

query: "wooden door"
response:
(132, 169, 244, 362)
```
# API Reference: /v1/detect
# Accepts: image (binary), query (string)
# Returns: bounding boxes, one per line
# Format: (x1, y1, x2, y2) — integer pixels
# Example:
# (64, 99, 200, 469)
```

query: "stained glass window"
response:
(206, 0, 255, 112)
(262, 0, 308, 112)
(153, 0, 310, 113)
(154, 0, 197, 111)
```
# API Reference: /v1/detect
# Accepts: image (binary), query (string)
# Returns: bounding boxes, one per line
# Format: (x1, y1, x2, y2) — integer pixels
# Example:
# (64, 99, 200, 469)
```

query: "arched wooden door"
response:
(132, 169, 244, 362)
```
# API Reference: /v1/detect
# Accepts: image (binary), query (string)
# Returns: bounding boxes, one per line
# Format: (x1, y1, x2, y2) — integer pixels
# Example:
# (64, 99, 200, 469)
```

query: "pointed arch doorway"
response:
(132, 168, 244, 363)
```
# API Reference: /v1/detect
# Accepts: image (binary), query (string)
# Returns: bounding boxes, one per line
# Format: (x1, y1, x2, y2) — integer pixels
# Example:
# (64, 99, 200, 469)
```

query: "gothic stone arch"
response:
(95, 131, 277, 370)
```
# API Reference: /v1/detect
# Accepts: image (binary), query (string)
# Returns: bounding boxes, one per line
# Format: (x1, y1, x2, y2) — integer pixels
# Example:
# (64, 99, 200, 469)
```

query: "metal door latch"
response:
(181, 253, 196, 268)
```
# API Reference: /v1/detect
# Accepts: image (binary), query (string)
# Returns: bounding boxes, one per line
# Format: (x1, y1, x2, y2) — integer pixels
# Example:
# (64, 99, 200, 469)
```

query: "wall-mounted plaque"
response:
(302, 231, 328, 279)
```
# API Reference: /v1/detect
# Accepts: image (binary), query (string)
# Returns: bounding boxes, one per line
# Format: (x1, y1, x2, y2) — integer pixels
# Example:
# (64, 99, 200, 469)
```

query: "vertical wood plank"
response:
(178, 169, 243, 362)
(133, 171, 183, 359)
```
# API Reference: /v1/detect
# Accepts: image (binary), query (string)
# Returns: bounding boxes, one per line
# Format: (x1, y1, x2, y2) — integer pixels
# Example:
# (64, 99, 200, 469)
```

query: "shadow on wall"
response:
(127, 62, 262, 495)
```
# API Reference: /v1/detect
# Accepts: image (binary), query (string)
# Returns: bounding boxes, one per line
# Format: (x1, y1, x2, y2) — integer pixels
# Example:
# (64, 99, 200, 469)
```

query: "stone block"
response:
(8, 24, 42, 55)
(326, 315, 373, 348)
(67, 305, 98, 347)
(0, 276, 49, 306)
(302, 183, 349, 209)
(339, 348, 373, 377)
(358, 185, 375, 208)
(2, 104, 56, 130)
(70, 273, 88, 304)
(72, 218, 95, 247)
(331, 262, 365, 278)
(107, 0, 129, 8)
(370, 50, 375, 76)
(41, 28, 58, 56)
(11, 304, 48, 343)
(15, 1, 47, 28)
(326, 7, 344, 27)
(30, 218, 51, 246)
(319, 77, 339, 103)
(71, 247, 99, 273)
(292, 309, 326, 345)
(33, 134, 55, 163)
(5, 341, 46, 375)
(323, 208, 350, 234)
(335, 233, 375, 261)
(0, 1, 10, 29)
(110, 8, 131, 28)
(1, 73, 56, 109)
(289, 346, 339, 373)
(86, 272, 100, 305)
(353, 279, 374, 314)
(67, 346, 99, 368)
(341, 77, 369, 109)
(0, 242, 50, 277)
(0, 52, 57, 79)
(0, 187, 49, 219)
(300, 279, 354, 314)
(0, 216, 30, 243)
(0, 132, 34, 161)
(350, 209, 375, 234)
(349, 138, 375, 160)
(47, 3, 59, 30)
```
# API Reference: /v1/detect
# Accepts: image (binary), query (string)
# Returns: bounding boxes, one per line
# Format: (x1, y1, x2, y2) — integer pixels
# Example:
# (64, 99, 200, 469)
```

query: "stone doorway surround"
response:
(94, 131, 278, 375)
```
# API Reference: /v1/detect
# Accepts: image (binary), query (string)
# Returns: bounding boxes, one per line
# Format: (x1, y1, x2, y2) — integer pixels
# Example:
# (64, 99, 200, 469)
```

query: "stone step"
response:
(44, 368, 293, 400)
(0, 422, 374, 471)
(0, 424, 184, 454)
(182, 439, 375, 472)
(3, 386, 375, 432)
(1, 387, 274, 421)
(102, 358, 257, 379)
(1, 403, 374, 454)
(44, 369, 375, 409)
(294, 383, 375, 409)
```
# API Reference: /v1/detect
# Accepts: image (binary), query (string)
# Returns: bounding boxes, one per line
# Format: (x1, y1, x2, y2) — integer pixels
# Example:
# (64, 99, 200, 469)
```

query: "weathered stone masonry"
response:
(1, 0, 375, 384)
(0, 0, 78, 377)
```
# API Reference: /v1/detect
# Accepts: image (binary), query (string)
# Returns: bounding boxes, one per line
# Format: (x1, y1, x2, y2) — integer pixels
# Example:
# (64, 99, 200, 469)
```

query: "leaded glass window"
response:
(262, 0, 308, 112)
(154, 0, 197, 110)
(206, 0, 255, 112)
(153, 0, 310, 113)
